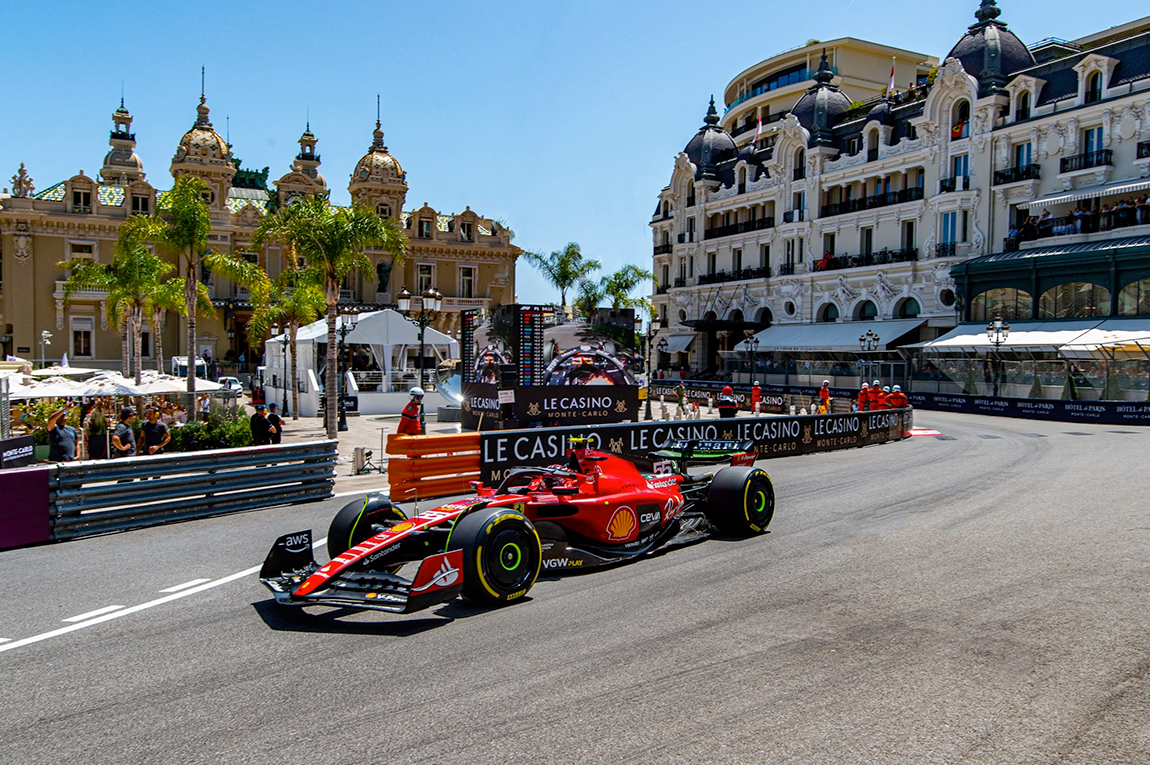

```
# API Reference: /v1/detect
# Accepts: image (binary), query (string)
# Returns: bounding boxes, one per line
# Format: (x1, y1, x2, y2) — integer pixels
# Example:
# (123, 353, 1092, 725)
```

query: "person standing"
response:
(751, 381, 762, 413)
(887, 385, 909, 409)
(867, 379, 883, 411)
(111, 407, 137, 458)
(874, 386, 891, 410)
(267, 403, 284, 445)
(250, 404, 273, 445)
(398, 387, 424, 436)
(46, 408, 78, 462)
(198, 393, 210, 422)
(717, 385, 738, 419)
(857, 382, 870, 412)
(674, 382, 688, 418)
(818, 380, 831, 413)
(141, 408, 171, 455)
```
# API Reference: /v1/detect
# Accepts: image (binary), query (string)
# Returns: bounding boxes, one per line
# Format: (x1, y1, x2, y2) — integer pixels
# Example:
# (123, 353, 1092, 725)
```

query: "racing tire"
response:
(706, 466, 775, 536)
(327, 494, 407, 560)
(448, 508, 542, 606)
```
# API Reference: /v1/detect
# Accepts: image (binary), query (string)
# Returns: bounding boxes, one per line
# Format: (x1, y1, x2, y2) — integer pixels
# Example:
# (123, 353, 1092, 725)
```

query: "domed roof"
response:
(736, 140, 762, 166)
(947, 1, 1035, 95)
(683, 98, 736, 180)
(351, 122, 404, 184)
(790, 50, 851, 146)
(103, 147, 144, 172)
(174, 98, 231, 163)
(866, 100, 891, 125)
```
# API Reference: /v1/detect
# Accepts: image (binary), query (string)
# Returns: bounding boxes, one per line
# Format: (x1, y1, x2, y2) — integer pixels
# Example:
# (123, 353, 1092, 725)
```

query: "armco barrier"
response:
(47, 440, 337, 541)
(386, 432, 481, 502)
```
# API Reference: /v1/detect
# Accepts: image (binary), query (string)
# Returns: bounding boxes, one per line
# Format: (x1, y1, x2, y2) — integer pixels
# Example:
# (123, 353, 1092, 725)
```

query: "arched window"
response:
(818, 303, 839, 322)
(662, 231, 670, 246)
(794, 148, 806, 180)
(756, 307, 773, 326)
(376, 203, 391, 218)
(1016, 91, 1031, 121)
(1118, 279, 1150, 315)
(896, 298, 921, 319)
(951, 100, 970, 140)
(1038, 283, 1110, 319)
(738, 167, 747, 192)
(1086, 72, 1103, 103)
(972, 288, 1032, 321)
(662, 201, 670, 217)
(854, 300, 878, 321)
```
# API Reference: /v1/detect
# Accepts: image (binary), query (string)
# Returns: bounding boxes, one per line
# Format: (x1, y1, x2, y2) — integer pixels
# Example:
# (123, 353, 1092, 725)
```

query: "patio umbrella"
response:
(7, 375, 88, 399)
(30, 365, 101, 378)
(134, 373, 223, 394)
(78, 372, 145, 397)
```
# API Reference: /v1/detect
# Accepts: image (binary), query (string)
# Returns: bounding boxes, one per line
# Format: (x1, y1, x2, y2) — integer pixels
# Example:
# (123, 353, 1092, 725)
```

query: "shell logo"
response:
(606, 507, 637, 541)
(389, 522, 415, 534)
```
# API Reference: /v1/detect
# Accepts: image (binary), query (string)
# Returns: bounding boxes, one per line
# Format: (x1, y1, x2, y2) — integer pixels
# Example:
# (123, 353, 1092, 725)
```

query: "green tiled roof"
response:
(32, 181, 66, 202)
(98, 185, 124, 207)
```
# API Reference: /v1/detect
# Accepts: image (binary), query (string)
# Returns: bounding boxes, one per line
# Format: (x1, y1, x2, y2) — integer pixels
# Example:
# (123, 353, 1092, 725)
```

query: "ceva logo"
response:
(606, 506, 637, 541)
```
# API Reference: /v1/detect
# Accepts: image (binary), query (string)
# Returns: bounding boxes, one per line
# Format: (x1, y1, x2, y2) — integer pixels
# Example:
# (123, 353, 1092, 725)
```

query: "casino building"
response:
(0, 95, 518, 371)
(651, 2, 1150, 394)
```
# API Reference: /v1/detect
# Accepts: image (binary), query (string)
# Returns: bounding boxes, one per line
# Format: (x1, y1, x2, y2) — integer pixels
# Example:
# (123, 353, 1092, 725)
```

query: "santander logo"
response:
(606, 507, 637, 541)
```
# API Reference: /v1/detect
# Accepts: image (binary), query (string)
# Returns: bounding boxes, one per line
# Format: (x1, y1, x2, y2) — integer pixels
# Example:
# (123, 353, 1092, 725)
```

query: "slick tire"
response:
(448, 508, 542, 606)
(327, 494, 407, 560)
(706, 466, 775, 536)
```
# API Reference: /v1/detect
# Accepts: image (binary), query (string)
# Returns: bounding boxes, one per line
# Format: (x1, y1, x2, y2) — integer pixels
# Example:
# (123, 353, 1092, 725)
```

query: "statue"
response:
(376, 259, 392, 293)
(11, 163, 34, 198)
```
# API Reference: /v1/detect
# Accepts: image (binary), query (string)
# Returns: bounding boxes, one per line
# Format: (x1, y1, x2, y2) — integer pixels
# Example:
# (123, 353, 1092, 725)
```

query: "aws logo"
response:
(606, 507, 637, 541)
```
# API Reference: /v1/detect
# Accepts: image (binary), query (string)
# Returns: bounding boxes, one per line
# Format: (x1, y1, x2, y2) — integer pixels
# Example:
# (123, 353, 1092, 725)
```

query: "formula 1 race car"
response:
(260, 438, 775, 614)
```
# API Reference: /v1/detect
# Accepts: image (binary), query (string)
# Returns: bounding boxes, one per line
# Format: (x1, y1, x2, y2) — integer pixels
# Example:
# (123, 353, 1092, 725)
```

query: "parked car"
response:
(218, 376, 243, 396)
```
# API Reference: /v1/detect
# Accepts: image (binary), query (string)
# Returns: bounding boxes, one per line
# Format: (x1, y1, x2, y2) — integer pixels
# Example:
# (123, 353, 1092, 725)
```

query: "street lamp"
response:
(859, 330, 880, 384)
(40, 330, 52, 369)
(986, 315, 1010, 397)
(397, 286, 442, 393)
(336, 308, 359, 432)
(271, 324, 289, 416)
(742, 335, 760, 384)
(642, 318, 662, 420)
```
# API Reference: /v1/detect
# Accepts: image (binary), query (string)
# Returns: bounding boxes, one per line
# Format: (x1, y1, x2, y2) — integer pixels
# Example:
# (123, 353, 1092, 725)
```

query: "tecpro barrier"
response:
(477, 409, 912, 484)
(906, 391, 1150, 425)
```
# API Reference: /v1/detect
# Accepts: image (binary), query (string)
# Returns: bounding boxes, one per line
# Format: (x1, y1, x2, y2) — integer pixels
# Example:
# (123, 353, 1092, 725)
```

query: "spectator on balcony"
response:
(1008, 224, 1020, 240)
(1136, 194, 1149, 225)
(1037, 209, 1054, 237)
(1073, 206, 1087, 234)
(1100, 203, 1114, 231)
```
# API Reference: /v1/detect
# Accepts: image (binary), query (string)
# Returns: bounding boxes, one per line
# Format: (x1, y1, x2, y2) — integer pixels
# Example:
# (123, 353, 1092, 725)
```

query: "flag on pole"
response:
(61, 352, 69, 368)
(753, 114, 762, 146)
(888, 57, 896, 95)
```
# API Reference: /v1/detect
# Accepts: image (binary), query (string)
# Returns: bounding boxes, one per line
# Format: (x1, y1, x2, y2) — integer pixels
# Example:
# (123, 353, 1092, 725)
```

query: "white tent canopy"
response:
(751, 319, 925, 352)
(914, 318, 1150, 357)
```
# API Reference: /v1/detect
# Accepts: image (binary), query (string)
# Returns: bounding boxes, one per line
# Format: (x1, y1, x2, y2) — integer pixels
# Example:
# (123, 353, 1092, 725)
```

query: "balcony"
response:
(812, 247, 918, 272)
(782, 209, 806, 224)
(936, 242, 958, 258)
(677, 232, 696, 244)
(655, 284, 668, 295)
(938, 175, 970, 194)
(653, 243, 674, 255)
(819, 187, 924, 218)
(866, 148, 879, 163)
(698, 266, 771, 285)
(443, 296, 489, 310)
(1137, 141, 1150, 160)
(993, 164, 1041, 185)
(703, 217, 775, 241)
(1010, 205, 1148, 246)
(673, 277, 691, 288)
(724, 67, 837, 112)
(778, 263, 799, 276)
(1060, 150, 1113, 174)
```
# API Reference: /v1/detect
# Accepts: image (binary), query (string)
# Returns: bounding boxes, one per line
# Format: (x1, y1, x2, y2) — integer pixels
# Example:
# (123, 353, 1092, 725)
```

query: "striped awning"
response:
(1017, 178, 1150, 210)
(660, 334, 696, 354)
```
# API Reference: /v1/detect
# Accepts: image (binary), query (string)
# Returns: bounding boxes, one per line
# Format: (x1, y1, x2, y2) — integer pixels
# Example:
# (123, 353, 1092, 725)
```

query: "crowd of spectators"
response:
(1008, 195, 1150, 248)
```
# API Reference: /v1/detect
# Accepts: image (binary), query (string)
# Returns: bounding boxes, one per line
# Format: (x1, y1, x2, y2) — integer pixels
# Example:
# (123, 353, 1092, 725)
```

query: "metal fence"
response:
(48, 440, 337, 540)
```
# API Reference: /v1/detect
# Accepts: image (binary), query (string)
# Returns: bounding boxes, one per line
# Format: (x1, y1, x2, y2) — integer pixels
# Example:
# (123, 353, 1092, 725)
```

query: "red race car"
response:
(260, 438, 775, 614)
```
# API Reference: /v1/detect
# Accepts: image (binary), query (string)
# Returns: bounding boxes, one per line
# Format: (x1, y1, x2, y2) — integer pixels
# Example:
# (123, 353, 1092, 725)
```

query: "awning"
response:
(909, 319, 1150, 354)
(661, 335, 695, 354)
(1058, 318, 1150, 359)
(750, 319, 924, 352)
(1017, 178, 1150, 210)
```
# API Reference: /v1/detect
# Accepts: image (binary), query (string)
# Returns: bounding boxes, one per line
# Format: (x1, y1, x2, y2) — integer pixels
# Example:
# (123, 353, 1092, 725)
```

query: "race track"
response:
(2, 410, 1148, 765)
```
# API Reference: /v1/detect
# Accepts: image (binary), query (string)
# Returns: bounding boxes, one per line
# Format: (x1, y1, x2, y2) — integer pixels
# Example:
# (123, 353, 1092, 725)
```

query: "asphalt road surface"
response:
(2, 410, 1148, 765)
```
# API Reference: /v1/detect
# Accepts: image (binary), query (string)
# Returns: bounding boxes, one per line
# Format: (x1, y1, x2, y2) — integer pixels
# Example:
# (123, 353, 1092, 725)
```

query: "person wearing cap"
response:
(267, 402, 284, 445)
(887, 385, 909, 409)
(111, 407, 137, 458)
(398, 387, 424, 436)
(141, 407, 171, 455)
(818, 380, 831, 413)
(250, 404, 273, 446)
(867, 379, 884, 411)
(857, 382, 870, 412)
(46, 407, 77, 462)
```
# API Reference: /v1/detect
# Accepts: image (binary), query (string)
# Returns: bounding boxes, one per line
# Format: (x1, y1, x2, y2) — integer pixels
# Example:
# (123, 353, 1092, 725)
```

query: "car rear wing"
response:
(649, 439, 758, 472)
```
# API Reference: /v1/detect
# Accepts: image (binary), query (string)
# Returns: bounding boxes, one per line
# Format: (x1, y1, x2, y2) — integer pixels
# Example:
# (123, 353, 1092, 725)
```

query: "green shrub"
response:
(1027, 375, 1044, 399)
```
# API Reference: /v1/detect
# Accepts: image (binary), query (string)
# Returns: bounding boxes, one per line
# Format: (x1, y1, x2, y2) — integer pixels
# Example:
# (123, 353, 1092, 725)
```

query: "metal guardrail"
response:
(48, 440, 337, 540)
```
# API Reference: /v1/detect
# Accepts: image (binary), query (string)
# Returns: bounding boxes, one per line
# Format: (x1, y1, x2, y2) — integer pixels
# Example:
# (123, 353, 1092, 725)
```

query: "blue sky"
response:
(4, 0, 1136, 302)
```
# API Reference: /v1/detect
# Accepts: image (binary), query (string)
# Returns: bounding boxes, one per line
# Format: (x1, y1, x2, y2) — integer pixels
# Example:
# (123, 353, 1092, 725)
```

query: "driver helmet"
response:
(409, 387, 425, 398)
(822, 380, 830, 386)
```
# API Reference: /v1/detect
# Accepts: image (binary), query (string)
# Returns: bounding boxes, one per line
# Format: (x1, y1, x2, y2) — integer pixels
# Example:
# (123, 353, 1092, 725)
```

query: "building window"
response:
(140, 325, 152, 358)
(1014, 142, 1033, 168)
(951, 101, 970, 140)
(897, 298, 921, 318)
(1118, 279, 1150, 315)
(823, 233, 836, 258)
(69, 242, 96, 261)
(972, 288, 1033, 321)
(855, 300, 878, 320)
(707, 252, 716, 275)
(417, 264, 434, 293)
(70, 316, 94, 358)
(941, 211, 958, 244)
(459, 266, 475, 299)
(902, 221, 916, 250)
(847, 137, 861, 156)
(1016, 91, 1031, 121)
(418, 219, 432, 239)
(818, 303, 839, 322)
(759, 243, 770, 268)
(1083, 126, 1103, 155)
(72, 189, 92, 214)
(460, 222, 474, 242)
(377, 203, 391, 218)
(1039, 283, 1109, 318)
(952, 153, 969, 178)
(732, 248, 742, 272)
(131, 195, 150, 215)
(1086, 72, 1103, 104)
(859, 227, 873, 256)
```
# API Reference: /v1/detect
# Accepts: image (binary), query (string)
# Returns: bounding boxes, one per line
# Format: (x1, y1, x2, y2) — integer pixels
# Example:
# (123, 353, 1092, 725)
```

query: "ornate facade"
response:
(651, 2, 1150, 375)
(0, 97, 518, 368)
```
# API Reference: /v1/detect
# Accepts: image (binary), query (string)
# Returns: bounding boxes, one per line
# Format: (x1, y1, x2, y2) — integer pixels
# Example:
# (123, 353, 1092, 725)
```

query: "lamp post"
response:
(336, 308, 359, 432)
(271, 324, 289, 416)
(642, 318, 662, 420)
(39, 330, 52, 369)
(397, 286, 442, 393)
(742, 335, 760, 384)
(986, 315, 1010, 397)
(859, 330, 880, 384)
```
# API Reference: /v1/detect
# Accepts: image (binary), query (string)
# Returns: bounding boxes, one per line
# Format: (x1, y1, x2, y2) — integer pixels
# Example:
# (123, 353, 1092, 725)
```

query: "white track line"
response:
(159, 578, 211, 593)
(0, 537, 328, 656)
(63, 605, 126, 623)
(0, 638, 11, 644)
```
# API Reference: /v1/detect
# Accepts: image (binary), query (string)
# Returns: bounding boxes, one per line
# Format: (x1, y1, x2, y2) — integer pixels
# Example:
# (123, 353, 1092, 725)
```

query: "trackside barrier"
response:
(386, 433, 481, 502)
(48, 440, 337, 541)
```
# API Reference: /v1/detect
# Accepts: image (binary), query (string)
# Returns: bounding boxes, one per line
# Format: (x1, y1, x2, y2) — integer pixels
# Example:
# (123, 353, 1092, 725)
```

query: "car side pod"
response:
(259, 530, 465, 614)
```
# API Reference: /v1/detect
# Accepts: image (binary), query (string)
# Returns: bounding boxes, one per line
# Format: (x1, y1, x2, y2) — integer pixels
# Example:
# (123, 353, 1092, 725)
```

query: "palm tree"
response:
(59, 228, 174, 383)
(246, 273, 325, 420)
(573, 278, 605, 321)
(146, 277, 211, 373)
(601, 264, 655, 313)
(523, 242, 600, 312)
(256, 195, 407, 437)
